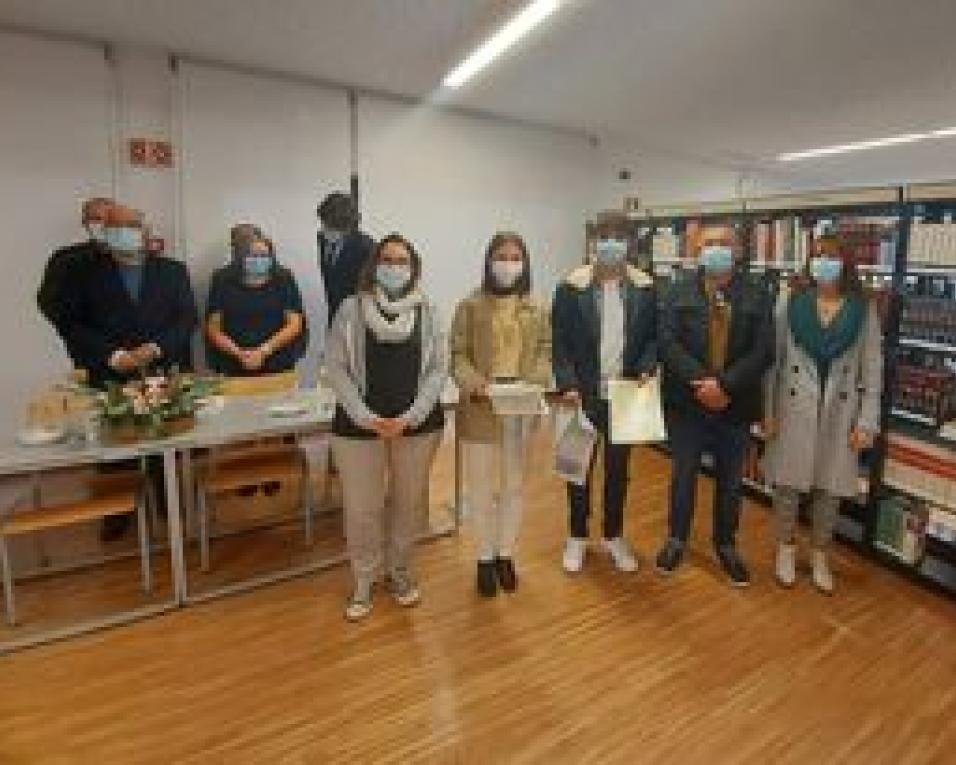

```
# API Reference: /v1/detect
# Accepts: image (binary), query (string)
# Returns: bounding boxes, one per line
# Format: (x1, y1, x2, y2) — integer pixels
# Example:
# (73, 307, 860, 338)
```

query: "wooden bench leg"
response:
(0, 535, 15, 627)
(137, 493, 153, 594)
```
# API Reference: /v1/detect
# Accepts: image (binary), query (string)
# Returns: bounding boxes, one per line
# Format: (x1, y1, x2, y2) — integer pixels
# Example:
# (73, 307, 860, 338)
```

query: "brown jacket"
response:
(451, 291, 552, 442)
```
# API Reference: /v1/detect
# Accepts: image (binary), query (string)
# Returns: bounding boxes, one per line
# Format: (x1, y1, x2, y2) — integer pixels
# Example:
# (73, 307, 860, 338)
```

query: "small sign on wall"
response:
(129, 138, 174, 168)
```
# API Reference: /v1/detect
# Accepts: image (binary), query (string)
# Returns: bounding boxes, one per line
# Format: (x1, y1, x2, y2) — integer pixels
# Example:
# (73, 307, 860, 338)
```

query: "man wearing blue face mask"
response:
(317, 192, 375, 323)
(553, 223, 657, 574)
(206, 233, 307, 376)
(59, 204, 198, 388)
(655, 223, 774, 587)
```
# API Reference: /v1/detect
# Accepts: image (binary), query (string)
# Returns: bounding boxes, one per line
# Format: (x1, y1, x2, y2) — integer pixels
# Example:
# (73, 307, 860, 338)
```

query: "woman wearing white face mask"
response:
(763, 236, 882, 593)
(206, 235, 307, 376)
(325, 233, 446, 621)
(451, 232, 551, 597)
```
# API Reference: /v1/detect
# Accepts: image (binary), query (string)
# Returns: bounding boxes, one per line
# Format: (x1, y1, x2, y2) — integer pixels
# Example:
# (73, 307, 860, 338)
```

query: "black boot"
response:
(495, 557, 518, 593)
(476, 561, 498, 597)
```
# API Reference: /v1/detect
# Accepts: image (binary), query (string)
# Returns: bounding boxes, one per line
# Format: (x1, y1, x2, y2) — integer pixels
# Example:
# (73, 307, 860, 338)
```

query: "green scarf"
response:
(788, 289, 865, 384)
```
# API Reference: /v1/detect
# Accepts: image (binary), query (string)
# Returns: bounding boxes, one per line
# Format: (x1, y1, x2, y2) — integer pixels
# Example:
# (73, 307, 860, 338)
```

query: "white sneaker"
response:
(563, 538, 588, 573)
(601, 537, 638, 573)
(811, 550, 834, 595)
(344, 579, 374, 621)
(776, 543, 796, 588)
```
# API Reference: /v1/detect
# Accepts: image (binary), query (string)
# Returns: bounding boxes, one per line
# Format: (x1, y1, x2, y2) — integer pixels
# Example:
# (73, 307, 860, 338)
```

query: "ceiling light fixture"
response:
(442, 0, 561, 89)
(778, 127, 956, 162)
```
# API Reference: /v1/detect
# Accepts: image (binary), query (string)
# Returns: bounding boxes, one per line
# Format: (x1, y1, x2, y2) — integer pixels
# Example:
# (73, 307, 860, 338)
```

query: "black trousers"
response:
(567, 399, 631, 540)
(666, 409, 749, 548)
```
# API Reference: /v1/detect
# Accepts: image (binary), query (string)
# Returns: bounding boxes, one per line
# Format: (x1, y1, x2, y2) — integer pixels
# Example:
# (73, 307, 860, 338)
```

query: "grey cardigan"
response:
(763, 292, 883, 498)
(325, 294, 447, 431)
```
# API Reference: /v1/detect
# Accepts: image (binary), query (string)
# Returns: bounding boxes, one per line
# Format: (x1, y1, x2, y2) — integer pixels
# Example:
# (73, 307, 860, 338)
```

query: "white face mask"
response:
(492, 260, 524, 289)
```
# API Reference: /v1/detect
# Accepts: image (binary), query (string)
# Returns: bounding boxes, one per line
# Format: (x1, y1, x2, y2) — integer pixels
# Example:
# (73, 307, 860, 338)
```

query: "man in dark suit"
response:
(61, 204, 198, 389)
(317, 192, 374, 322)
(655, 223, 774, 586)
(58, 203, 198, 540)
(553, 221, 657, 574)
(37, 197, 113, 364)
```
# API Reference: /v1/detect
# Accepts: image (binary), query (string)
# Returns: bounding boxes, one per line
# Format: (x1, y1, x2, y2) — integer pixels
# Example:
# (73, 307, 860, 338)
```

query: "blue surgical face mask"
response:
(811, 256, 843, 285)
(243, 254, 273, 280)
(699, 245, 734, 274)
(376, 263, 411, 296)
(595, 238, 627, 266)
(105, 226, 143, 254)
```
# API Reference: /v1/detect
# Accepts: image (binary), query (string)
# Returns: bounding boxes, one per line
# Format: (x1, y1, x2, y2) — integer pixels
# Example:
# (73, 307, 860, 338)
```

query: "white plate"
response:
(267, 402, 310, 418)
(17, 426, 67, 447)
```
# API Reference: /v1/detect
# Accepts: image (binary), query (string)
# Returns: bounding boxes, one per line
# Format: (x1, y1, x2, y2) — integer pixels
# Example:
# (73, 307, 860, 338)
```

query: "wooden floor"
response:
(1, 430, 955, 764)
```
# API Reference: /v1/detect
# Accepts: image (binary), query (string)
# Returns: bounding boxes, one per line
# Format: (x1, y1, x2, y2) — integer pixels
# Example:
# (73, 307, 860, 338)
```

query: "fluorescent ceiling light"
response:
(442, 0, 560, 88)
(778, 126, 956, 161)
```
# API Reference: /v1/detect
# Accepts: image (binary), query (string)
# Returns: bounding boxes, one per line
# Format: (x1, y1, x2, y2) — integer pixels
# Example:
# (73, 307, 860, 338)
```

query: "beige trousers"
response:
(332, 431, 440, 582)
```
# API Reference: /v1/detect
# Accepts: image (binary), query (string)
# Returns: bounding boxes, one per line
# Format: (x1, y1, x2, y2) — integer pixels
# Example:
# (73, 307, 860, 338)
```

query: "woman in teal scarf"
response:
(763, 236, 883, 593)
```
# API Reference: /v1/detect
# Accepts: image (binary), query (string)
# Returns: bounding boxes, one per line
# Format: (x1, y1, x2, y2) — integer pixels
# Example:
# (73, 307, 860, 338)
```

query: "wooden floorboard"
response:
(0, 433, 954, 764)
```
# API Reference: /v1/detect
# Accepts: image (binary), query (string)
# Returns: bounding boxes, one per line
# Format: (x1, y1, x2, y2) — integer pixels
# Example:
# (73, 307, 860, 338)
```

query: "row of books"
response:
(899, 296, 956, 346)
(893, 364, 956, 426)
(908, 222, 956, 266)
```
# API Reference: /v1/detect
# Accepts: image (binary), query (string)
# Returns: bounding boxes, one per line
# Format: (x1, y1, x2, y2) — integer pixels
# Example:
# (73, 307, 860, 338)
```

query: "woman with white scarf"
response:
(325, 233, 447, 621)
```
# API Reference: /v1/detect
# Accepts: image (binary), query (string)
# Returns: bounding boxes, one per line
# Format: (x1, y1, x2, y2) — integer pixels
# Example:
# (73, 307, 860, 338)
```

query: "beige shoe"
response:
(775, 543, 796, 588)
(811, 550, 834, 595)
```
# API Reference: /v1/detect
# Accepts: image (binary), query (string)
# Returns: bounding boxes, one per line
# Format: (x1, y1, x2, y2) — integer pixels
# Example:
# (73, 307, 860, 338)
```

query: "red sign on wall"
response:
(129, 139, 174, 168)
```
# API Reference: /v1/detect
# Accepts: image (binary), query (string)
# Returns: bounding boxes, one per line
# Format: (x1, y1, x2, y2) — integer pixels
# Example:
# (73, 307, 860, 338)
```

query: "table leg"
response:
(163, 449, 187, 605)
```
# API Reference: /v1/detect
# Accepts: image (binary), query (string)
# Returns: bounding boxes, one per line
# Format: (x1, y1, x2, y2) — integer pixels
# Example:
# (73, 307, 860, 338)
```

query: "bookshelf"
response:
(589, 181, 956, 596)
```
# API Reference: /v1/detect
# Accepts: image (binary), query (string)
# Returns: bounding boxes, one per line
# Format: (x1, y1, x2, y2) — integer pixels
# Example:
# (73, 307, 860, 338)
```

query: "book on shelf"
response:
(884, 432, 956, 510)
(875, 494, 928, 564)
(908, 222, 956, 267)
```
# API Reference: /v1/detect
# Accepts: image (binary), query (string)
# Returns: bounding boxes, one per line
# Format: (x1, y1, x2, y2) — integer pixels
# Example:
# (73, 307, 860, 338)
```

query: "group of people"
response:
(37, 197, 882, 621)
(36, 192, 371, 538)
(321, 217, 882, 621)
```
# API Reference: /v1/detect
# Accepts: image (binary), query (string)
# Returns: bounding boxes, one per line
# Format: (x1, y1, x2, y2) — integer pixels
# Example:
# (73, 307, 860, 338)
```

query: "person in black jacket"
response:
(655, 223, 774, 587)
(552, 222, 657, 574)
(60, 203, 198, 389)
(317, 192, 374, 322)
(206, 233, 307, 376)
(37, 197, 113, 365)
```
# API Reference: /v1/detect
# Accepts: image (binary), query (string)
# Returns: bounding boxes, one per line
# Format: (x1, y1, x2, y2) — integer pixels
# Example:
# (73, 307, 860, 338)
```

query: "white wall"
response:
(358, 97, 598, 320)
(180, 62, 350, 383)
(0, 31, 113, 435)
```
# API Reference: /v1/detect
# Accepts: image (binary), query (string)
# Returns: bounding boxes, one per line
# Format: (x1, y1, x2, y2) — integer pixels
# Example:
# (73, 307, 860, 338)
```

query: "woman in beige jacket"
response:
(451, 232, 551, 597)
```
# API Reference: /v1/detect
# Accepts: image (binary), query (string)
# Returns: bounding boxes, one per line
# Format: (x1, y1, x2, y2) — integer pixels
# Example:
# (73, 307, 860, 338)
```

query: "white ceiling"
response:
(3, 0, 956, 188)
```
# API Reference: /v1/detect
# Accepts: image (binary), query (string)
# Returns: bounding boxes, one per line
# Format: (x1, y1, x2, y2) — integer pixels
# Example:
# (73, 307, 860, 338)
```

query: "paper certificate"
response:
(487, 383, 547, 417)
(608, 377, 667, 444)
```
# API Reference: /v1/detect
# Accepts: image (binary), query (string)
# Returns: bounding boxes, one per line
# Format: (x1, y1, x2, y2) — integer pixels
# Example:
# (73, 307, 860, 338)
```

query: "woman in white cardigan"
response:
(325, 233, 447, 621)
(763, 236, 882, 594)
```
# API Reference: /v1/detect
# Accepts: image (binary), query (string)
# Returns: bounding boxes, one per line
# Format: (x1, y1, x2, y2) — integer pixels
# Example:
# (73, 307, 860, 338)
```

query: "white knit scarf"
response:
(360, 287, 423, 343)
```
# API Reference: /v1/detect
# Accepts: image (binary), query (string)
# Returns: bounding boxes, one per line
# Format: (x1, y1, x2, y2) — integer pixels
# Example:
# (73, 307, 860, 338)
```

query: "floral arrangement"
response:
(97, 369, 219, 440)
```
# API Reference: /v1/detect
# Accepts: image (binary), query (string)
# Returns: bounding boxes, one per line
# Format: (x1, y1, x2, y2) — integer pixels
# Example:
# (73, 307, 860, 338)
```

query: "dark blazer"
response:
(552, 265, 658, 401)
(318, 230, 374, 321)
(61, 252, 198, 388)
(37, 238, 108, 363)
(659, 269, 774, 423)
